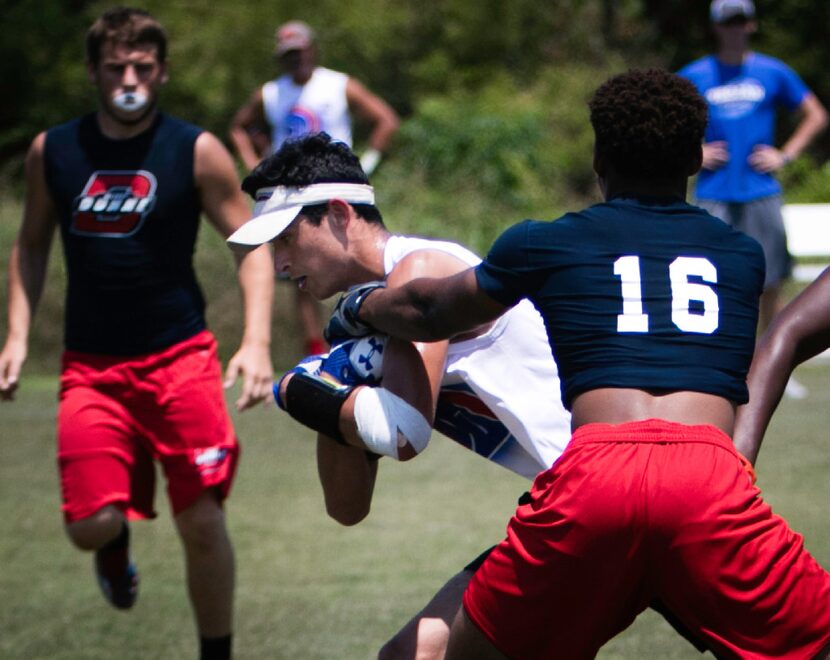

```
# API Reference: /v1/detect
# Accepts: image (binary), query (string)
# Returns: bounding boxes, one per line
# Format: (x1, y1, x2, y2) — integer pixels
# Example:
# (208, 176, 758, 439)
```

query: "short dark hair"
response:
(588, 69, 708, 181)
(86, 7, 167, 66)
(242, 133, 384, 226)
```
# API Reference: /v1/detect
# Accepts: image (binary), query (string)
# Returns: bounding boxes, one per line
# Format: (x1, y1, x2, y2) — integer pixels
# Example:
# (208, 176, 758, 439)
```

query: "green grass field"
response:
(2, 362, 830, 659)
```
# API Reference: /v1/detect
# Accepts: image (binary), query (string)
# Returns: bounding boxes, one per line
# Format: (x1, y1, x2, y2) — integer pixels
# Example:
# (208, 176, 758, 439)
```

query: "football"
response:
(320, 334, 387, 386)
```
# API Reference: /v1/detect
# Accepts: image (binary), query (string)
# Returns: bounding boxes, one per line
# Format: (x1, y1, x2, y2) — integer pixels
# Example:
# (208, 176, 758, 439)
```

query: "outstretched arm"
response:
(0, 133, 58, 401)
(734, 267, 830, 464)
(195, 131, 275, 410)
(357, 268, 509, 342)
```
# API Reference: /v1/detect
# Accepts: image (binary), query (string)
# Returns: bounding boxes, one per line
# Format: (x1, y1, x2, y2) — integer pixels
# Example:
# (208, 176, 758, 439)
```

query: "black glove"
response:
(324, 281, 386, 345)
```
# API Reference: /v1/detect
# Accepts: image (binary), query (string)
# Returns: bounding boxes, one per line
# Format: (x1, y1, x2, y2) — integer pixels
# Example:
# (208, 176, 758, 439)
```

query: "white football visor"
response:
(227, 183, 376, 247)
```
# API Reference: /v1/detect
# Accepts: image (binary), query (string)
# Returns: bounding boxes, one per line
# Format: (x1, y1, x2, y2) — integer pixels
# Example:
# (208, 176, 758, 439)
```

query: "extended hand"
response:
(0, 339, 26, 402)
(324, 281, 386, 345)
(223, 342, 274, 411)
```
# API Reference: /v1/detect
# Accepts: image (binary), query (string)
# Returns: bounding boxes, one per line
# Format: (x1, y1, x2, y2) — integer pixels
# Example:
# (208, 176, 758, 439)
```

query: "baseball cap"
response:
(710, 0, 755, 23)
(274, 20, 315, 56)
(227, 183, 375, 247)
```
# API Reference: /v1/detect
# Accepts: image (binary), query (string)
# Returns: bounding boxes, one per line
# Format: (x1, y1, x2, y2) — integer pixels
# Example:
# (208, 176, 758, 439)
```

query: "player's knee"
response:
(378, 618, 449, 660)
(326, 502, 369, 527)
(65, 505, 125, 550)
(175, 491, 227, 552)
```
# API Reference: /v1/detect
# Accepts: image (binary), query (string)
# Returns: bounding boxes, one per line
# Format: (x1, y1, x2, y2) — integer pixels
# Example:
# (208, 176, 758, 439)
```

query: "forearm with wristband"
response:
(274, 356, 354, 445)
(275, 320, 432, 460)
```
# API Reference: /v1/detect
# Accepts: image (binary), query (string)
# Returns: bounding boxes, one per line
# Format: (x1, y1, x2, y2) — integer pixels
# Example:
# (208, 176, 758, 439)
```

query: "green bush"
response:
(781, 158, 830, 204)
(375, 61, 622, 255)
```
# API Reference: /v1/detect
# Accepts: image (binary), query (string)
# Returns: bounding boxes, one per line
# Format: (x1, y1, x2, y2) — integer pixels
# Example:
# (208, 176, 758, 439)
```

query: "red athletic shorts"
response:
(57, 331, 239, 523)
(463, 419, 830, 659)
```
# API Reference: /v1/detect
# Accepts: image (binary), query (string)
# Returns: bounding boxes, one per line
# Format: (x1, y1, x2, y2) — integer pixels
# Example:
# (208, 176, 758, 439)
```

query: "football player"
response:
(329, 69, 830, 658)
(0, 8, 273, 660)
(227, 132, 571, 659)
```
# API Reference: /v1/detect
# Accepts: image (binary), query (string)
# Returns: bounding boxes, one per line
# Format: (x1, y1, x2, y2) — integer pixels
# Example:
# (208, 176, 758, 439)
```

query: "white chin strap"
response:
(353, 387, 432, 460)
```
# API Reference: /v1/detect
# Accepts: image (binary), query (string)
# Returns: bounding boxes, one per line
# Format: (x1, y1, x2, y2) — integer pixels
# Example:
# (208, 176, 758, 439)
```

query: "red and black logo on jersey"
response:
(71, 170, 157, 236)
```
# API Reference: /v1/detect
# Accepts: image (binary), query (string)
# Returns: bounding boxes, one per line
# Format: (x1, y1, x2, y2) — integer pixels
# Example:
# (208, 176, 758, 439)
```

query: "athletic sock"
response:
(200, 634, 232, 660)
(96, 522, 130, 579)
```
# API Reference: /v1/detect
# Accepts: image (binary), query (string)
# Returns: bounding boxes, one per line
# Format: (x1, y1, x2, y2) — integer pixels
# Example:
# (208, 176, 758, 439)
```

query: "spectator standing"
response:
(230, 20, 399, 355)
(678, 0, 827, 399)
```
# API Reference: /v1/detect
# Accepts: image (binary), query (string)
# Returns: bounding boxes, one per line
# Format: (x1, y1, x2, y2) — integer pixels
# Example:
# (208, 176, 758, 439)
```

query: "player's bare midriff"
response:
(570, 388, 737, 436)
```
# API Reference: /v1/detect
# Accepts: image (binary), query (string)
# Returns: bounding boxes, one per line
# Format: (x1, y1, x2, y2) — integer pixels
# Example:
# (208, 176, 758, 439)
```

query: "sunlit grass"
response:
(2, 361, 829, 658)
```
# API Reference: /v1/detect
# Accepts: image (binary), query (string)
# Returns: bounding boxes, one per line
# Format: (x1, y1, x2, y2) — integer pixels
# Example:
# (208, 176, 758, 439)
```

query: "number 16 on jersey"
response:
(614, 255, 719, 334)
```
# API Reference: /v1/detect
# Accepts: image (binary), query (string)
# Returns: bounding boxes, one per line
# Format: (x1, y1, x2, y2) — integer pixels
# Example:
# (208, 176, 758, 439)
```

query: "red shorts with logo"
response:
(57, 330, 239, 523)
(463, 420, 830, 659)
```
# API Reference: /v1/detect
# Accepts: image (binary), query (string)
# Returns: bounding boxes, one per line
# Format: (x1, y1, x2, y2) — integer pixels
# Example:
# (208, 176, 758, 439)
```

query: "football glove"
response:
(324, 281, 386, 345)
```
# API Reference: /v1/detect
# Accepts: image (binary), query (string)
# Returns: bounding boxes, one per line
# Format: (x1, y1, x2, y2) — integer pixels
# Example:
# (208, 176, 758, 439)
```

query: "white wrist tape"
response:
(360, 148, 382, 176)
(353, 387, 432, 459)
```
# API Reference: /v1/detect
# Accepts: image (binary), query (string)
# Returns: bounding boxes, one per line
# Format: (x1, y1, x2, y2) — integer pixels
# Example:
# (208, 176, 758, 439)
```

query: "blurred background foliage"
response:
(3, 0, 830, 208)
(2, 0, 830, 369)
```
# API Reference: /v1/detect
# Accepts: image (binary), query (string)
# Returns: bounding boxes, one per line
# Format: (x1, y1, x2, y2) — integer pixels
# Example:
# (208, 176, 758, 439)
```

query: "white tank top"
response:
(262, 67, 352, 149)
(383, 235, 572, 480)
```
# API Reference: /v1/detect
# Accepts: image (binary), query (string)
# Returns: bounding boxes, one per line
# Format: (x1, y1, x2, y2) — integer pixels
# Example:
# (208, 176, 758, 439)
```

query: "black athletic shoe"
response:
(94, 546, 139, 610)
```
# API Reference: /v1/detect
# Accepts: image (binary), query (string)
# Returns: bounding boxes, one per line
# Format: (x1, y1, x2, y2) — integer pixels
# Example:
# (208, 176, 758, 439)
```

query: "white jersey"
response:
(262, 67, 352, 149)
(383, 235, 572, 480)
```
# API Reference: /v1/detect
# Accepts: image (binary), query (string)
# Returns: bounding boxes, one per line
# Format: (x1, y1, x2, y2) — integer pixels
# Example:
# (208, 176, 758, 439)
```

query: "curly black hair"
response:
(588, 69, 708, 181)
(241, 133, 383, 225)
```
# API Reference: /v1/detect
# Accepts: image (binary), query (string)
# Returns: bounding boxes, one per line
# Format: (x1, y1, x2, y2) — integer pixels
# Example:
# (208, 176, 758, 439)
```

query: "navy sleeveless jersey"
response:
(475, 196, 764, 409)
(44, 113, 207, 355)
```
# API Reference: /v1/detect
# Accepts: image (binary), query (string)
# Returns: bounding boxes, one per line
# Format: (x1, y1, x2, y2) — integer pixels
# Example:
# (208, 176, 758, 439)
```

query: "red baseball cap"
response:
(274, 20, 315, 55)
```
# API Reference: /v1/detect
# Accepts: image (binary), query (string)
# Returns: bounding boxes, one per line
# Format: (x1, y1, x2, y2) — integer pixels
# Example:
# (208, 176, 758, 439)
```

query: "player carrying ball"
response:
(226, 132, 573, 658)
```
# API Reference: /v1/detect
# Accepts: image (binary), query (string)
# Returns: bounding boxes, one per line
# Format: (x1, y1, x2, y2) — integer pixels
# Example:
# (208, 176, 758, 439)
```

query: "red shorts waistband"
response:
(571, 418, 734, 451)
(62, 330, 215, 371)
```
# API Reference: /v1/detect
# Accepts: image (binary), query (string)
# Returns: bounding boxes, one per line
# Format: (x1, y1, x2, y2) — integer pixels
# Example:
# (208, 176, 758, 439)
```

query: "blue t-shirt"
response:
(475, 196, 764, 409)
(678, 53, 809, 202)
(679, 53, 809, 202)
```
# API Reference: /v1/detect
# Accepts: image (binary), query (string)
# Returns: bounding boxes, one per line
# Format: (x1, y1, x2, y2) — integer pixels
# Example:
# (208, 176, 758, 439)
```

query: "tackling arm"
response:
(733, 268, 830, 464)
(0, 133, 58, 400)
(195, 131, 275, 410)
(358, 268, 508, 342)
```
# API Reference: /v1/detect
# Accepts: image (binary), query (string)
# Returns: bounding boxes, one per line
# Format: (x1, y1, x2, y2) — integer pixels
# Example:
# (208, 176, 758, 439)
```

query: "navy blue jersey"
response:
(44, 113, 207, 355)
(475, 196, 764, 409)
